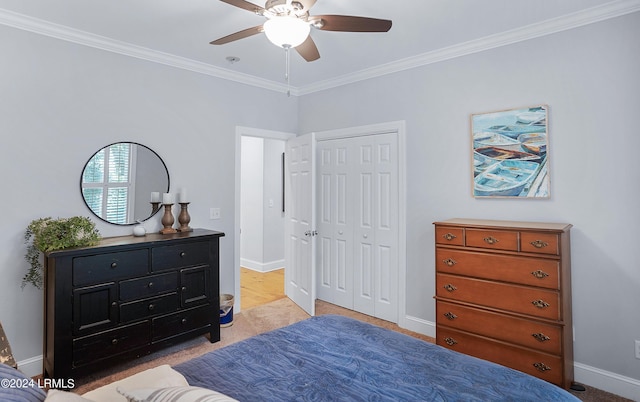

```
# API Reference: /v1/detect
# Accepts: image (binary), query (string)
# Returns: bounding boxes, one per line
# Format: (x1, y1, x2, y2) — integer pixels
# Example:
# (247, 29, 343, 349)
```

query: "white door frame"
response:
(313, 121, 407, 327)
(234, 126, 296, 312)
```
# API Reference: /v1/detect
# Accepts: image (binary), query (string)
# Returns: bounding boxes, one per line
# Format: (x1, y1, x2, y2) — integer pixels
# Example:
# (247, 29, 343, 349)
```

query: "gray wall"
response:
(0, 23, 296, 367)
(298, 13, 640, 384)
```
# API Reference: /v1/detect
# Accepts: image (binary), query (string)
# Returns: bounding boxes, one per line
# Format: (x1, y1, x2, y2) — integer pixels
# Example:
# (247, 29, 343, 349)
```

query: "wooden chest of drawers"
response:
(433, 218, 573, 389)
(43, 229, 224, 379)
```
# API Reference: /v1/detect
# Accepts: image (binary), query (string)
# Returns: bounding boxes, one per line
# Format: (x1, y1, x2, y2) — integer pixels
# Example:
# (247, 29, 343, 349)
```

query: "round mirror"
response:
(80, 142, 169, 225)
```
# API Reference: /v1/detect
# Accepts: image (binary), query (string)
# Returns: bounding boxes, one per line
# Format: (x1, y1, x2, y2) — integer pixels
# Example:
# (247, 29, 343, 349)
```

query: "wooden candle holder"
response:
(177, 202, 193, 232)
(159, 204, 177, 234)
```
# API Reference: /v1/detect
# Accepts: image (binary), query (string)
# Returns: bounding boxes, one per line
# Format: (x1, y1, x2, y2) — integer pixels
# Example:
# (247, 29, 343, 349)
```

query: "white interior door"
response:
(284, 133, 316, 315)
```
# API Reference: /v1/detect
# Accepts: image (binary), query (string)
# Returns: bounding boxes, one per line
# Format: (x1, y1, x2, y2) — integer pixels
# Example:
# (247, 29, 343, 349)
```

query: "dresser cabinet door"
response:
(73, 283, 118, 335)
(180, 266, 211, 308)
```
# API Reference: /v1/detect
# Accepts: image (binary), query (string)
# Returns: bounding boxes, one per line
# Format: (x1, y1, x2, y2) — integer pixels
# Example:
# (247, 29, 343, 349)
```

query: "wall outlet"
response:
(635, 340, 640, 359)
(209, 208, 221, 220)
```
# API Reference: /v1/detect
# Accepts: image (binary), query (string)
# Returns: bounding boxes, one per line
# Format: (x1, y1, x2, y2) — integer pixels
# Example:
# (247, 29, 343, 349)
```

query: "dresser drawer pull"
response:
(483, 236, 499, 245)
(444, 337, 458, 346)
(111, 301, 118, 308)
(443, 284, 457, 292)
(530, 240, 549, 249)
(533, 362, 551, 372)
(531, 270, 549, 279)
(532, 333, 551, 342)
(443, 258, 457, 267)
(443, 233, 457, 241)
(444, 312, 457, 320)
(110, 262, 117, 269)
(148, 303, 155, 311)
(181, 318, 188, 325)
(148, 282, 154, 288)
(531, 299, 550, 309)
(111, 338, 118, 345)
(179, 251, 186, 257)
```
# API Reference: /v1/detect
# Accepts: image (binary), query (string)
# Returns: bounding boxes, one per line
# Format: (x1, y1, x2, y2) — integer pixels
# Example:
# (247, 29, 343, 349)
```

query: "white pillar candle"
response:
(179, 188, 188, 203)
(162, 193, 173, 204)
(151, 192, 160, 202)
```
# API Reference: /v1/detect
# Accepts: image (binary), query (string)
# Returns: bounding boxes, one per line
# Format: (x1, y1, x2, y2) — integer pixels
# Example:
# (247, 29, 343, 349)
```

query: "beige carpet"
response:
(72, 298, 631, 402)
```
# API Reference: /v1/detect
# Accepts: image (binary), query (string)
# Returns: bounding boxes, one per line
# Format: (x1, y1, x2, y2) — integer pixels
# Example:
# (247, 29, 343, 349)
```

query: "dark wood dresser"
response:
(433, 218, 573, 389)
(43, 229, 224, 379)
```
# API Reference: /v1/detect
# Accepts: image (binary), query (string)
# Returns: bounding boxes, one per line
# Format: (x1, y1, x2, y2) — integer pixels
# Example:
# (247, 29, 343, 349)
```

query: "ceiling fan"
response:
(210, 0, 392, 62)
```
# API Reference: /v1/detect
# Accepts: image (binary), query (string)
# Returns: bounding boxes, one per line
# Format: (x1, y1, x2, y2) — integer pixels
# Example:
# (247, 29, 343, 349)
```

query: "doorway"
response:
(234, 127, 296, 311)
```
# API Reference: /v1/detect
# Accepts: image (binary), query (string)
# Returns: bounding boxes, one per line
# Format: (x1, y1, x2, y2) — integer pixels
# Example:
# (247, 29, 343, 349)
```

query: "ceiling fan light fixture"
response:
(263, 16, 310, 48)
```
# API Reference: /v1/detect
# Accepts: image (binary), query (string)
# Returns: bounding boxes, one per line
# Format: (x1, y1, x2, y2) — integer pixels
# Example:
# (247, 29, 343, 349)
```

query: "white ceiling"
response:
(1, 0, 637, 93)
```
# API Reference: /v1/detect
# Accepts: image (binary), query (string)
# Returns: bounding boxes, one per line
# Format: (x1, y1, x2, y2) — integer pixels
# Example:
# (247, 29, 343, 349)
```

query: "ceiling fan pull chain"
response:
(284, 45, 291, 97)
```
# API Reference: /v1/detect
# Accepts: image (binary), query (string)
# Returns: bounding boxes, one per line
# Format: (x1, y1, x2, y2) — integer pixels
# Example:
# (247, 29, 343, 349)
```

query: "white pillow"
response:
(46, 389, 93, 402)
(117, 386, 238, 402)
(81, 365, 189, 402)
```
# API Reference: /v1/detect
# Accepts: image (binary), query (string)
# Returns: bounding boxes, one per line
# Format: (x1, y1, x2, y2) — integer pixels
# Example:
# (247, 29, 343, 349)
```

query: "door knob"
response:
(363, 234, 368, 238)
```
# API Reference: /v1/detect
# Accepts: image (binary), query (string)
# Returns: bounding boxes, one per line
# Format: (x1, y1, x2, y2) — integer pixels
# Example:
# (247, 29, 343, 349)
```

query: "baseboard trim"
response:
(574, 362, 640, 401)
(240, 258, 284, 273)
(16, 355, 42, 378)
(401, 314, 436, 338)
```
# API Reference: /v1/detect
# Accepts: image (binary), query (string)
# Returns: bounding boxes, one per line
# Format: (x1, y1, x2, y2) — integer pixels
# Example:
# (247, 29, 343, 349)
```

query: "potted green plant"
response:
(23, 216, 100, 289)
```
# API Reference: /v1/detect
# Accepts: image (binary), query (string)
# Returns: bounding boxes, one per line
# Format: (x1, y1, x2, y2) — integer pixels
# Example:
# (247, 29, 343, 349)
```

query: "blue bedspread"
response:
(175, 315, 579, 401)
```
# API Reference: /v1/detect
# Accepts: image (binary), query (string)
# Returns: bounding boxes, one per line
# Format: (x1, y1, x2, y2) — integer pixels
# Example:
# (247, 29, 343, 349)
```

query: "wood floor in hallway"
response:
(240, 267, 285, 310)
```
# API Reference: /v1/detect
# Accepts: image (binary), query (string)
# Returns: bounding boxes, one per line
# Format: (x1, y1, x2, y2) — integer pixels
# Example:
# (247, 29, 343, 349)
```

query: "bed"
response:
(174, 315, 579, 401)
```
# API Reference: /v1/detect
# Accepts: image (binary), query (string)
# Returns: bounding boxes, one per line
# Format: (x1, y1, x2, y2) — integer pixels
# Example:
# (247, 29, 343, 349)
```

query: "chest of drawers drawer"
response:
(151, 241, 210, 272)
(120, 293, 180, 323)
(435, 249, 560, 289)
(120, 272, 178, 301)
(437, 327, 563, 385)
(436, 273, 560, 320)
(436, 300, 562, 354)
(73, 249, 148, 286)
(466, 228, 519, 251)
(73, 321, 150, 367)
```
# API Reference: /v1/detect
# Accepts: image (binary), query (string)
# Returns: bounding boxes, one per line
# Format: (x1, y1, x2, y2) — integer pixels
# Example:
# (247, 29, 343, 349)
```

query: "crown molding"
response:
(297, 0, 640, 95)
(0, 7, 291, 94)
(1, 0, 638, 97)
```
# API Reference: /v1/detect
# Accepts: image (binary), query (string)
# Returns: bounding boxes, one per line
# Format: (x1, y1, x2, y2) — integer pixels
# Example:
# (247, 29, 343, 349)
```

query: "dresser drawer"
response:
(466, 228, 519, 251)
(73, 249, 148, 286)
(437, 327, 563, 386)
(435, 226, 464, 246)
(119, 293, 179, 323)
(152, 304, 212, 342)
(73, 321, 149, 367)
(436, 301, 562, 354)
(436, 273, 561, 320)
(521, 232, 560, 255)
(151, 241, 209, 272)
(120, 272, 178, 302)
(435, 248, 560, 289)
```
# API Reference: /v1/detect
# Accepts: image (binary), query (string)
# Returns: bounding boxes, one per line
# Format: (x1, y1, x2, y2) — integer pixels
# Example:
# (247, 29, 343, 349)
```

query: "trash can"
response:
(220, 294, 234, 327)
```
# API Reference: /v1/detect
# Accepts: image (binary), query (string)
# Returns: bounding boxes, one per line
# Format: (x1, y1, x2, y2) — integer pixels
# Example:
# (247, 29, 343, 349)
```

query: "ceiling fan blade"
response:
(295, 35, 320, 62)
(311, 15, 392, 32)
(219, 0, 265, 14)
(210, 25, 264, 45)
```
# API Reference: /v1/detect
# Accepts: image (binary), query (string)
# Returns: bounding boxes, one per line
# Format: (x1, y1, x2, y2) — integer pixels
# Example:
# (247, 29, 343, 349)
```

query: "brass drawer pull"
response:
(443, 284, 457, 292)
(532, 299, 550, 309)
(531, 270, 549, 279)
(444, 312, 457, 320)
(533, 362, 551, 372)
(532, 333, 551, 342)
(443, 258, 457, 267)
(444, 337, 458, 346)
(443, 233, 457, 241)
(483, 236, 499, 245)
(530, 240, 548, 249)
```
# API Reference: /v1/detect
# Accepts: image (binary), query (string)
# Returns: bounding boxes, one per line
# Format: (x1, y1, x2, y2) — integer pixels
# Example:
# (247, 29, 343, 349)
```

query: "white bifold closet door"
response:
(317, 133, 398, 322)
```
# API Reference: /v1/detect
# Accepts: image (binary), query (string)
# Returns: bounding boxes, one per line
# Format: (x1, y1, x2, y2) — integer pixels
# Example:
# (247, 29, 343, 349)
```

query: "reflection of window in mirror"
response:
(82, 143, 135, 224)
